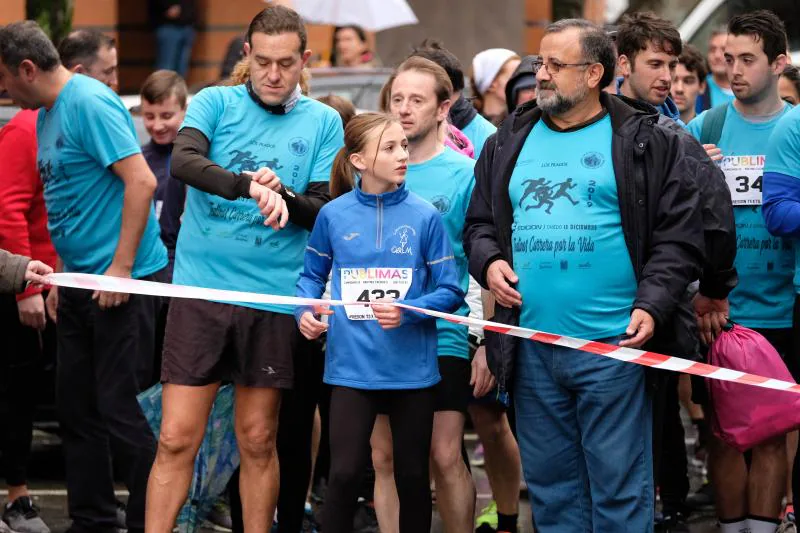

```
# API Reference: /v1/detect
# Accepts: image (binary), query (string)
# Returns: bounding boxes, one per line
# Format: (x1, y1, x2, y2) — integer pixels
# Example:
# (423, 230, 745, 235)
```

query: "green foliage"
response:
(26, 0, 74, 45)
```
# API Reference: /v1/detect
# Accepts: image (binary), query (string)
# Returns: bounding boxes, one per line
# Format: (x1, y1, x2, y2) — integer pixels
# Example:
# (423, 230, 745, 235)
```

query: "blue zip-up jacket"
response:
(616, 77, 685, 126)
(296, 182, 465, 390)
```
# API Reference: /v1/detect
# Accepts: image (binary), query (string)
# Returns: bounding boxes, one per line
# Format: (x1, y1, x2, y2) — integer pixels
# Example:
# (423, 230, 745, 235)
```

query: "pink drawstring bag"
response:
(708, 323, 800, 452)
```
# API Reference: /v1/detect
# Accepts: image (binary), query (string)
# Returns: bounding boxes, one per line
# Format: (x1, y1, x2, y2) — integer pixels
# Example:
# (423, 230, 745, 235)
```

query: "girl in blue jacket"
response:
(295, 112, 463, 533)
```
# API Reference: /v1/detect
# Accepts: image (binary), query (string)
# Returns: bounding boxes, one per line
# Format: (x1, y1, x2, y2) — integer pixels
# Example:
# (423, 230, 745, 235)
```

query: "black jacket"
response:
(463, 92, 706, 395)
(655, 115, 737, 299)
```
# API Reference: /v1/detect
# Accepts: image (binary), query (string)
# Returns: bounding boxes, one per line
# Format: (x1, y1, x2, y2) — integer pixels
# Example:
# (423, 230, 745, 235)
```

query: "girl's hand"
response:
(372, 302, 401, 329)
(299, 310, 328, 340)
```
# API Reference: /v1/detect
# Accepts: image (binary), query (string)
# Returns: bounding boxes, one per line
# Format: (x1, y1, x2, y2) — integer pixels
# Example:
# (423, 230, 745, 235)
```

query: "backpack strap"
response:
(699, 103, 729, 146)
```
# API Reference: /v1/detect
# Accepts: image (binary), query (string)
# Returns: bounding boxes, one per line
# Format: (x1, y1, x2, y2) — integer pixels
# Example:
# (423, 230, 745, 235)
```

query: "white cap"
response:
(472, 48, 519, 95)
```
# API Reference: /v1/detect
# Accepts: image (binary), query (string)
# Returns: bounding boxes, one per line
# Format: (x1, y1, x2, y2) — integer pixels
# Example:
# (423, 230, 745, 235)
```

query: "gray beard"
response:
(538, 85, 589, 116)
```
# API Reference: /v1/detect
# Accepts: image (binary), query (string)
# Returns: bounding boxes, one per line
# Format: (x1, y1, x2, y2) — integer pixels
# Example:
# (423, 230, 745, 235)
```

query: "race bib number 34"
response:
(721, 155, 764, 206)
(340, 267, 413, 320)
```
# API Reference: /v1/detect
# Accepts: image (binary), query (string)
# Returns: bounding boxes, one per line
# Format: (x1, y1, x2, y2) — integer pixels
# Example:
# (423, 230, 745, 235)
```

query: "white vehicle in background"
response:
(678, 0, 800, 61)
(610, 0, 800, 61)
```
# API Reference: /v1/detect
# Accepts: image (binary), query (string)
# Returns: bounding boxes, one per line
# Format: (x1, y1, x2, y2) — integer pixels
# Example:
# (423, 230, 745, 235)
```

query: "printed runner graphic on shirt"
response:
(721, 155, 764, 206)
(340, 267, 413, 320)
(518, 178, 580, 214)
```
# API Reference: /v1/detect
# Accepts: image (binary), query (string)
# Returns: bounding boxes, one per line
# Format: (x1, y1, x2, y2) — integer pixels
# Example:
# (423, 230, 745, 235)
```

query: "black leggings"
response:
(230, 335, 325, 533)
(323, 386, 435, 533)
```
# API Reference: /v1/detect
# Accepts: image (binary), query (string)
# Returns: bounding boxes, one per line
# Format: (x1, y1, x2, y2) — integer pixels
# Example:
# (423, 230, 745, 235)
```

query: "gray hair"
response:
(0, 21, 61, 73)
(545, 18, 617, 89)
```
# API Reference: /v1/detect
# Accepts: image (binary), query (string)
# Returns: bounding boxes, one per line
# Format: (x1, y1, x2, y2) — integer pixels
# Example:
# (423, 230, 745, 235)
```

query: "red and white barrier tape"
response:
(47, 272, 800, 395)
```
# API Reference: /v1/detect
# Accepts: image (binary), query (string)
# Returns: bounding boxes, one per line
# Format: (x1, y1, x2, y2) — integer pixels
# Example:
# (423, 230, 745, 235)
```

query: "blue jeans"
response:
(515, 336, 654, 532)
(155, 24, 195, 77)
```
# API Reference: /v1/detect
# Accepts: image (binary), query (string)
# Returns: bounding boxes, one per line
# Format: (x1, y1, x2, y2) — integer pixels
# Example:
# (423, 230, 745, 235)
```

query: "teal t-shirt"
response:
(688, 103, 794, 328)
(404, 148, 475, 359)
(461, 113, 496, 157)
(765, 104, 800, 294)
(37, 74, 167, 277)
(706, 75, 735, 108)
(509, 114, 637, 339)
(173, 86, 344, 314)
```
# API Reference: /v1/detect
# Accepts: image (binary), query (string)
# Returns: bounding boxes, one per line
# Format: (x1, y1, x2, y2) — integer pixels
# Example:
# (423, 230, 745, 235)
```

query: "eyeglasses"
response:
(532, 58, 593, 75)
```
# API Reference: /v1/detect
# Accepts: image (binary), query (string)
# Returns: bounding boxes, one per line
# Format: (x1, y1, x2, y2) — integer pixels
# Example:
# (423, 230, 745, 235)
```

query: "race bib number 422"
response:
(340, 267, 413, 321)
(720, 155, 764, 206)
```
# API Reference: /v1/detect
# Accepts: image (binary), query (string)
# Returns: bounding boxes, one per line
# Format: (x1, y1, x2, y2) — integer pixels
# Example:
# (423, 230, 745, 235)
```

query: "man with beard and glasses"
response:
(463, 18, 704, 532)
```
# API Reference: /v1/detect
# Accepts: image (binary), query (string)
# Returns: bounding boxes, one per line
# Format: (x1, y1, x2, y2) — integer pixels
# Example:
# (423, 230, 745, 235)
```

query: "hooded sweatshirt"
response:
(505, 55, 539, 115)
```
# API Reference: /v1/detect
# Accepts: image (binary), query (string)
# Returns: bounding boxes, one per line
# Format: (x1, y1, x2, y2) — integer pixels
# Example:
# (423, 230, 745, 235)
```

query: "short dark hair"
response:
(678, 44, 708, 81)
(140, 69, 188, 108)
(545, 19, 618, 89)
(247, 5, 307, 54)
(616, 12, 682, 65)
(0, 20, 60, 73)
(58, 29, 115, 69)
(728, 10, 788, 64)
(408, 39, 465, 93)
(781, 64, 800, 97)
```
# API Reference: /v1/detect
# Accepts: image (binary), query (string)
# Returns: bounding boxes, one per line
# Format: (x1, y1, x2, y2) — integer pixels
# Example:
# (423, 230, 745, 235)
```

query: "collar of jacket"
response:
(508, 91, 659, 138)
(449, 95, 478, 130)
(354, 179, 409, 207)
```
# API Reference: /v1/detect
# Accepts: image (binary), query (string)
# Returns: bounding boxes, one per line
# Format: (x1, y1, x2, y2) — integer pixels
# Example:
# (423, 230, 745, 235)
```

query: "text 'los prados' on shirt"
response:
(509, 112, 637, 340)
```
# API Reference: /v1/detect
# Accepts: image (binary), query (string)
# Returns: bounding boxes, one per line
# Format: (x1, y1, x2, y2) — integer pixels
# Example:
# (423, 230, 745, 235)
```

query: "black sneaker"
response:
(352, 500, 379, 533)
(655, 510, 690, 532)
(3, 497, 50, 533)
(685, 483, 715, 510)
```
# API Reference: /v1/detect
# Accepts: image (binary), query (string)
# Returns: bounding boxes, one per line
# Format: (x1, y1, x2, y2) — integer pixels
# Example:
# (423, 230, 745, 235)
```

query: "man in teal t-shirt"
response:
(144, 7, 344, 533)
(687, 11, 794, 532)
(0, 20, 168, 533)
(371, 56, 478, 533)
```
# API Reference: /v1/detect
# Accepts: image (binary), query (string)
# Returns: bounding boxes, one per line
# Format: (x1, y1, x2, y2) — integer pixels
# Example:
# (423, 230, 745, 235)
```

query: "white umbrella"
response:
(289, 0, 419, 32)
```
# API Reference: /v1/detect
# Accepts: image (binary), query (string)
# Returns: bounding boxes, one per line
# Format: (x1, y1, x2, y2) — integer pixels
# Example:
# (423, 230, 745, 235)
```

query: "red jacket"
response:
(0, 109, 57, 301)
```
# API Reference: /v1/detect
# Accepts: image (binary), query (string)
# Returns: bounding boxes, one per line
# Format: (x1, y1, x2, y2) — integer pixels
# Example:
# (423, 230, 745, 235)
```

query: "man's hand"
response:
(249, 181, 289, 231)
(245, 168, 282, 192)
(702, 144, 723, 162)
(46, 288, 58, 323)
(93, 263, 131, 310)
(693, 294, 729, 345)
(619, 308, 655, 348)
(372, 302, 402, 329)
(165, 4, 181, 19)
(486, 260, 522, 308)
(299, 309, 329, 340)
(18, 293, 46, 330)
(25, 260, 53, 286)
(470, 345, 496, 398)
